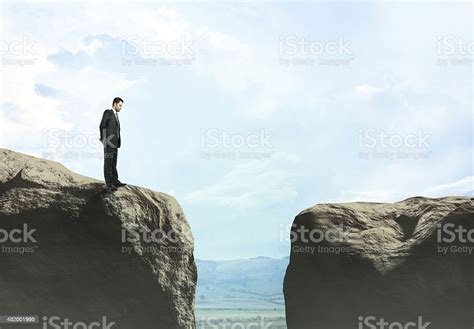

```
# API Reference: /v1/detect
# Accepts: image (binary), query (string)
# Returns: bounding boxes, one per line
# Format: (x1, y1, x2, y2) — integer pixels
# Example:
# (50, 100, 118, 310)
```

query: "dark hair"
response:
(112, 97, 124, 106)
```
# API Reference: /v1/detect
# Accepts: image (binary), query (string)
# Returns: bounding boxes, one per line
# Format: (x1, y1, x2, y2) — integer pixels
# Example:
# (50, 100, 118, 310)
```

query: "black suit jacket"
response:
(99, 109, 121, 148)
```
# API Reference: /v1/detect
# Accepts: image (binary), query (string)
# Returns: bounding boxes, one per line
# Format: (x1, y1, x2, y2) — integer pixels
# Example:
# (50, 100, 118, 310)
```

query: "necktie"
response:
(115, 111, 120, 139)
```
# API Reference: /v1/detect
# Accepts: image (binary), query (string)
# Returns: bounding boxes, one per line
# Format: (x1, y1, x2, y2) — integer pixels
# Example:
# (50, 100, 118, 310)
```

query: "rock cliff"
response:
(0, 149, 197, 328)
(283, 197, 473, 329)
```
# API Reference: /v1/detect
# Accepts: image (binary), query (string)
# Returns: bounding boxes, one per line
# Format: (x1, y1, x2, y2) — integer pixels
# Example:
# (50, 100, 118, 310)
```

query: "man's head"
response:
(112, 97, 124, 112)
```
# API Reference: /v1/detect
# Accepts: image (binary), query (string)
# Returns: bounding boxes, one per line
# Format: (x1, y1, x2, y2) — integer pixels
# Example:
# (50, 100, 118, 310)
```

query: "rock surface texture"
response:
(0, 149, 197, 328)
(284, 197, 473, 329)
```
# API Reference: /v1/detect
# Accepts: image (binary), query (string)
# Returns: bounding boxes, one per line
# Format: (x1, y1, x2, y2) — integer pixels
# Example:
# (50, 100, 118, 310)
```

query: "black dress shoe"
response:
(103, 184, 117, 191)
(113, 182, 127, 187)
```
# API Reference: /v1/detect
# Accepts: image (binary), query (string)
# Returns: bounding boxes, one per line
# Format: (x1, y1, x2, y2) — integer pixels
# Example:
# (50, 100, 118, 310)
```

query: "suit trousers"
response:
(104, 147, 119, 186)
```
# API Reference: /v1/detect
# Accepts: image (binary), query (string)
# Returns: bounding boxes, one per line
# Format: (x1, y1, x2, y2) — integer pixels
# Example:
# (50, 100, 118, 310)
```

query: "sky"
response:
(0, 1, 472, 260)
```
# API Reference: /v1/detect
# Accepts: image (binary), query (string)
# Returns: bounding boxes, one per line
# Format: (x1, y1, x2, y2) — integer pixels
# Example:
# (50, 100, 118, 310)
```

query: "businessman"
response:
(99, 97, 127, 191)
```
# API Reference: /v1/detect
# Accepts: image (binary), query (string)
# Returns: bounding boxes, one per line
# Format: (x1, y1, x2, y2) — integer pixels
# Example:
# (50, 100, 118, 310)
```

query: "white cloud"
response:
(0, 52, 73, 149)
(198, 26, 250, 53)
(79, 38, 104, 56)
(355, 83, 381, 97)
(1, 52, 142, 149)
(185, 153, 302, 210)
(331, 175, 473, 203)
(423, 176, 473, 196)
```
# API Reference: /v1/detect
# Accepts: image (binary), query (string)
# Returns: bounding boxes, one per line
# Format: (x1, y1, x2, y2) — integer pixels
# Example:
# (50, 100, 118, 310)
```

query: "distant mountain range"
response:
(195, 256, 290, 309)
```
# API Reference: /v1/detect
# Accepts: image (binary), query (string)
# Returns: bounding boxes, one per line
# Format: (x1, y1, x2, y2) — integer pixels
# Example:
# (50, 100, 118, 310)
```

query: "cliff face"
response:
(0, 149, 197, 328)
(283, 197, 474, 329)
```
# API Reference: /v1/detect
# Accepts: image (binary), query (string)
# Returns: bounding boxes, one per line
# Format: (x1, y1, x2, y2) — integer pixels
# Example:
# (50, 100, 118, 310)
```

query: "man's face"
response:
(113, 101, 123, 112)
